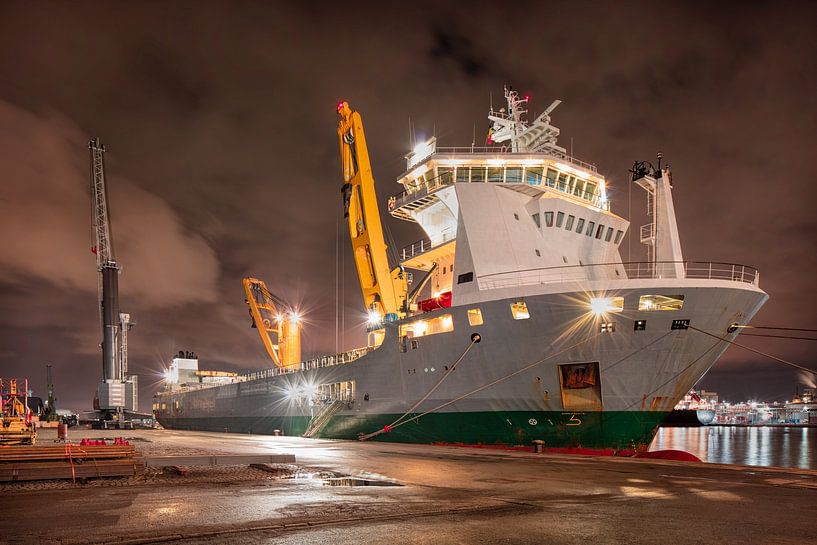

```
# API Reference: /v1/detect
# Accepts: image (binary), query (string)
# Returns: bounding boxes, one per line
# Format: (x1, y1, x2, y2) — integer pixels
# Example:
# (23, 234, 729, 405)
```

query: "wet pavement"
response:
(0, 428, 815, 544)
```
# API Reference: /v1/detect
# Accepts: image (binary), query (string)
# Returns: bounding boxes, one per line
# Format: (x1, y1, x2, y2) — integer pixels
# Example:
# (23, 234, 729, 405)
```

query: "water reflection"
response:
(650, 426, 816, 469)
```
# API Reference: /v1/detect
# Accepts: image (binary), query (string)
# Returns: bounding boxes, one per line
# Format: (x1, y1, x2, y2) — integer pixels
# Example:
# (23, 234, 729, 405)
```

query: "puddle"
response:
(287, 469, 401, 487)
(324, 477, 402, 487)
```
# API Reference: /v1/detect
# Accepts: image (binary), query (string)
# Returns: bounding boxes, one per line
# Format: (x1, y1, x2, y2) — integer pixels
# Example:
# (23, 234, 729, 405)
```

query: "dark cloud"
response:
(0, 1, 815, 410)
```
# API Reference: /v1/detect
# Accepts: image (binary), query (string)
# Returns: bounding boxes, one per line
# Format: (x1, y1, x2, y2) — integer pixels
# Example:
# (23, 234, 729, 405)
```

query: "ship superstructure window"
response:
(467, 308, 484, 326)
(557, 173, 568, 191)
(513, 212, 519, 221)
(565, 215, 575, 230)
(614, 230, 624, 244)
(471, 167, 486, 182)
(511, 301, 530, 320)
(526, 167, 543, 184)
(595, 224, 604, 239)
(634, 320, 647, 331)
(576, 218, 585, 233)
(488, 167, 503, 182)
(531, 213, 541, 228)
(545, 169, 558, 187)
(457, 272, 473, 284)
(639, 295, 685, 311)
(456, 167, 470, 183)
(605, 227, 614, 242)
(535, 249, 541, 256)
(556, 212, 564, 227)
(545, 212, 554, 227)
(438, 167, 453, 184)
(399, 313, 454, 338)
(586, 221, 595, 236)
(599, 322, 616, 333)
(584, 181, 597, 201)
(506, 167, 522, 183)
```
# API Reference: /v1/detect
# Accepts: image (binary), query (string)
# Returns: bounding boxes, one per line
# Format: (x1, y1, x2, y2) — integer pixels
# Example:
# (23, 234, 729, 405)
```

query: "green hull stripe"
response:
(157, 410, 668, 449)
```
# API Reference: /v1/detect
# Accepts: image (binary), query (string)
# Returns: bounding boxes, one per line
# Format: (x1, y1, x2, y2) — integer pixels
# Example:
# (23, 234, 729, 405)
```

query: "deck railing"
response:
(159, 346, 375, 396)
(399, 228, 456, 261)
(477, 261, 760, 290)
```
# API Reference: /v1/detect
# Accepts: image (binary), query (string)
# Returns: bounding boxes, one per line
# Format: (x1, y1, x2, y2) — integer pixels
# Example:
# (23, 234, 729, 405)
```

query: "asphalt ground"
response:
(0, 428, 815, 544)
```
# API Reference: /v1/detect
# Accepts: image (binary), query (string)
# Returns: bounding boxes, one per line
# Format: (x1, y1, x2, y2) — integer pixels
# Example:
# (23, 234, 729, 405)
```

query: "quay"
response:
(1, 429, 815, 544)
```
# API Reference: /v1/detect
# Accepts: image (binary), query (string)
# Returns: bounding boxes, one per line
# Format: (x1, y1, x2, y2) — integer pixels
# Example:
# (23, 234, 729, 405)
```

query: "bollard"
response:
(57, 423, 68, 441)
(532, 440, 545, 454)
(273, 429, 282, 436)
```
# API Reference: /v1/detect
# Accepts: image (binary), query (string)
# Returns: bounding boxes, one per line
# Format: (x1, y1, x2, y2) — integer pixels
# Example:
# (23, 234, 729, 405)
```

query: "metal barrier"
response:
(477, 261, 760, 290)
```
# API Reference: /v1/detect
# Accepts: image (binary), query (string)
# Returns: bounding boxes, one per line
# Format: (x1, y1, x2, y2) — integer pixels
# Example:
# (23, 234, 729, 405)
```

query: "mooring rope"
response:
(690, 326, 817, 377)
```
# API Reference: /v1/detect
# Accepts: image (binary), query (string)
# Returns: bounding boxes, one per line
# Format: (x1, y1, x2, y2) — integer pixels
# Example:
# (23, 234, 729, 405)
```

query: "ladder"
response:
(303, 401, 345, 438)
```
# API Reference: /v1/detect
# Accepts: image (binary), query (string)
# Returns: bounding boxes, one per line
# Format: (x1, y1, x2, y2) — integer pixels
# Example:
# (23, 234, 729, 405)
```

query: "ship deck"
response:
(2, 428, 815, 544)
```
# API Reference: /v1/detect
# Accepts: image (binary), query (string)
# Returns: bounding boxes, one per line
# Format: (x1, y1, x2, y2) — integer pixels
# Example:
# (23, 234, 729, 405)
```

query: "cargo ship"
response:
(154, 88, 767, 449)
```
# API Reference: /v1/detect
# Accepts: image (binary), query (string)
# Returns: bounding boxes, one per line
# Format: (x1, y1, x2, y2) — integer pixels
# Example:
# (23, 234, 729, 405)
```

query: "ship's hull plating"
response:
(155, 283, 766, 449)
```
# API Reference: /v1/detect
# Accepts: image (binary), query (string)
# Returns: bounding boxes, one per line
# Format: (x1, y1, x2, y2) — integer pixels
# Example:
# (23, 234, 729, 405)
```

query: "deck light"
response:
(590, 296, 621, 316)
(367, 309, 382, 326)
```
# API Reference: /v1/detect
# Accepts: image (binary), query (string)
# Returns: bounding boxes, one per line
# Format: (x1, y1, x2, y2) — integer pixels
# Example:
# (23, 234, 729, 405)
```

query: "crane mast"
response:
(337, 102, 406, 323)
(89, 138, 121, 384)
(88, 138, 137, 422)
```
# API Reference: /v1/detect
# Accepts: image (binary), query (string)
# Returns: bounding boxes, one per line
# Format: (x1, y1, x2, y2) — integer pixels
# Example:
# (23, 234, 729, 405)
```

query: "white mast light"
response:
(406, 137, 437, 169)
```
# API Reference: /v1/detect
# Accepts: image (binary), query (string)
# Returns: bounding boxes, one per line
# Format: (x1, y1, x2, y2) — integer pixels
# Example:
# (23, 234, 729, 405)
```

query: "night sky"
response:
(1, 1, 815, 411)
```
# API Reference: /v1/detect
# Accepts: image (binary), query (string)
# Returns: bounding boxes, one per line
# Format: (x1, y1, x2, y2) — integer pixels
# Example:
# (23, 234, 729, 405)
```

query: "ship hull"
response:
(155, 410, 669, 448)
(155, 283, 766, 450)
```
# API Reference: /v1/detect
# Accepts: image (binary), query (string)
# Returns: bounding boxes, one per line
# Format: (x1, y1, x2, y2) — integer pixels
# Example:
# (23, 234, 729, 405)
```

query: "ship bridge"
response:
(387, 88, 637, 316)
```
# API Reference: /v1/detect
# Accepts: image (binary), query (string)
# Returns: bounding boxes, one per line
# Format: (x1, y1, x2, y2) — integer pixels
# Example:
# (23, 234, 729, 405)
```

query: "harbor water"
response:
(650, 426, 816, 470)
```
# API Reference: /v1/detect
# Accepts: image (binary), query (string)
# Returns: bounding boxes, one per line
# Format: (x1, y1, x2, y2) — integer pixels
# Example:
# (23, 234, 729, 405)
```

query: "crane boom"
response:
(243, 277, 301, 369)
(337, 101, 406, 321)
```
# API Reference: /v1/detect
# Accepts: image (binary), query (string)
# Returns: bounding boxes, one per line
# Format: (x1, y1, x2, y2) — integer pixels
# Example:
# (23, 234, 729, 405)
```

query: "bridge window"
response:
(467, 308, 484, 326)
(595, 224, 605, 239)
(576, 218, 585, 233)
(545, 169, 558, 187)
(556, 212, 565, 227)
(572, 178, 584, 196)
(545, 212, 554, 227)
(438, 167, 453, 184)
(584, 182, 597, 201)
(605, 227, 614, 242)
(456, 167, 470, 183)
(531, 213, 541, 228)
(565, 215, 575, 230)
(511, 301, 530, 320)
(525, 167, 543, 185)
(506, 167, 522, 183)
(614, 230, 624, 244)
(557, 173, 568, 191)
(471, 167, 486, 183)
(586, 221, 595, 236)
(639, 294, 685, 311)
(488, 167, 504, 183)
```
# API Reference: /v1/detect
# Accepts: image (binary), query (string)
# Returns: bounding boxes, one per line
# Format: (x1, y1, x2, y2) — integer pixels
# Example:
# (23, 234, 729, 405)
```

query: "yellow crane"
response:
(1, 378, 36, 445)
(337, 101, 407, 323)
(243, 277, 301, 370)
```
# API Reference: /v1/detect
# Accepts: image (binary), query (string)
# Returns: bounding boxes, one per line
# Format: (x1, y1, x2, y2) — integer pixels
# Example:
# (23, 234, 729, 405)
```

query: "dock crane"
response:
(337, 101, 407, 325)
(89, 138, 138, 426)
(243, 277, 302, 369)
